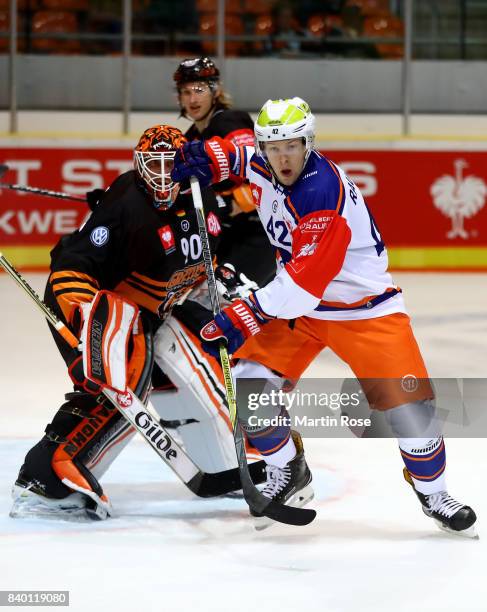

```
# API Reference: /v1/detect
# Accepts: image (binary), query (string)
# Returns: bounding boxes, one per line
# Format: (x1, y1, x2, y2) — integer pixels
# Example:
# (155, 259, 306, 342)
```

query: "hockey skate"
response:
(252, 431, 314, 530)
(403, 468, 478, 538)
(10, 475, 112, 522)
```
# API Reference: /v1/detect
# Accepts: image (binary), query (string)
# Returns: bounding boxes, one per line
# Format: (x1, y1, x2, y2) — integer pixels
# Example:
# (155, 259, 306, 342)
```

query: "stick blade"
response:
(186, 460, 267, 498)
(259, 500, 316, 527)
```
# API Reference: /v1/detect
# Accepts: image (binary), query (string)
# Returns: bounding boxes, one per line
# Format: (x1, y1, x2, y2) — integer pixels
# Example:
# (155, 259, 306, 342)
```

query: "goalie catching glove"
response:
(200, 294, 273, 358)
(67, 290, 141, 394)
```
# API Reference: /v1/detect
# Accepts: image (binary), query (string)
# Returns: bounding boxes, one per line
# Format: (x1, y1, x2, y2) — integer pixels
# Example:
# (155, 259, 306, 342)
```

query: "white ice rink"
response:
(0, 272, 486, 612)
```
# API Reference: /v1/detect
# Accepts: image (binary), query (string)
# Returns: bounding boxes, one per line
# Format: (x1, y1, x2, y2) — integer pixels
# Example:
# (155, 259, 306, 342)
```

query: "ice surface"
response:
(0, 273, 486, 612)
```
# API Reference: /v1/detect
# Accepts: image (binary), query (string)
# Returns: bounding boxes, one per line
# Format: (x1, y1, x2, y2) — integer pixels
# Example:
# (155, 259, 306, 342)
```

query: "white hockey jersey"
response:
(233, 147, 406, 321)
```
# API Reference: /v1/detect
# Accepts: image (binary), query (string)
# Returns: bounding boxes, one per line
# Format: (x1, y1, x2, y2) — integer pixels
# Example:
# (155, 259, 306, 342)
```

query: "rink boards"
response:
(0, 142, 486, 270)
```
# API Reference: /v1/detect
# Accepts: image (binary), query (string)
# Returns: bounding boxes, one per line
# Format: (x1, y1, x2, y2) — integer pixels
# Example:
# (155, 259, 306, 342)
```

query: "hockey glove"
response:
(215, 263, 259, 303)
(67, 352, 103, 395)
(200, 296, 271, 358)
(85, 188, 105, 211)
(172, 137, 237, 188)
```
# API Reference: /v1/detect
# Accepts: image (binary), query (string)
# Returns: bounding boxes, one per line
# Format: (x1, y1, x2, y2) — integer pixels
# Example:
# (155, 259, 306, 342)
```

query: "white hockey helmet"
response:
(254, 97, 315, 161)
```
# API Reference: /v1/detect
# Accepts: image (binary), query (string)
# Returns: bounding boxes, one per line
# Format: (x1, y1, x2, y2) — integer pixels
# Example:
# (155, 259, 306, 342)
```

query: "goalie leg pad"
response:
(13, 394, 134, 520)
(152, 315, 240, 473)
(12, 322, 154, 519)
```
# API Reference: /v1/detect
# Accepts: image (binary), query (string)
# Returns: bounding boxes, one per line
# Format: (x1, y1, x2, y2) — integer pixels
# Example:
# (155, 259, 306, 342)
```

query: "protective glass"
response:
(178, 83, 212, 99)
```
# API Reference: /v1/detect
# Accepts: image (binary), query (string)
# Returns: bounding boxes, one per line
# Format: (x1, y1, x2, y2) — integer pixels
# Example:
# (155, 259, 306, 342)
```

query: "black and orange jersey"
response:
(48, 170, 223, 326)
(185, 107, 254, 147)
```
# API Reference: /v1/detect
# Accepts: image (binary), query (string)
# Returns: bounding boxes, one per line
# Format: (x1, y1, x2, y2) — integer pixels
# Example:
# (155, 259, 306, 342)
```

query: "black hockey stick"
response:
(0, 252, 266, 498)
(190, 177, 316, 527)
(0, 164, 87, 202)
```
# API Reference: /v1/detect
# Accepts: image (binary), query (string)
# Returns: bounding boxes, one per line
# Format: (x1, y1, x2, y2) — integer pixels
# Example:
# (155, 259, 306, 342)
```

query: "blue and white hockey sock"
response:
(398, 436, 446, 495)
(245, 406, 297, 468)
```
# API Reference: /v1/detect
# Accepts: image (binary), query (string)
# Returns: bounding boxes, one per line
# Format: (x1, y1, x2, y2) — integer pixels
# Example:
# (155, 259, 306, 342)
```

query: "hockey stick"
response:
(190, 177, 316, 527)
(0, 252, 266, 498)
(0, 164, 87, 202)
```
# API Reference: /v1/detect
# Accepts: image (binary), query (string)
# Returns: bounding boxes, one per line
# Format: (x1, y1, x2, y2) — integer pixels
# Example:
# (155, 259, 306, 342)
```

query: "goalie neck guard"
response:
(134, 124, 187, 209)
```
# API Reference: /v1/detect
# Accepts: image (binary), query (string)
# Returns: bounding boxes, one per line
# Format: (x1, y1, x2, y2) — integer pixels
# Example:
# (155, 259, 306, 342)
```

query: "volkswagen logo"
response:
(90, 226, 109, 247)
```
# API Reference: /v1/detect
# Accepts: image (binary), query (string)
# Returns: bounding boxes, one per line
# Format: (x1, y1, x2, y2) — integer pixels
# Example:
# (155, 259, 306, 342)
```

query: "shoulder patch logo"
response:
(158, 225, 176, 253)
(250, 183, 262, 207)
(90, 226, 109, 247)
(207, 212, 222, 236)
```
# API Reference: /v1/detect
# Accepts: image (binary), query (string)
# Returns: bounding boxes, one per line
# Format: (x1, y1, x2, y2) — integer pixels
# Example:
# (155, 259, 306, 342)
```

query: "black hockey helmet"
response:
(173, 57, 220, 89)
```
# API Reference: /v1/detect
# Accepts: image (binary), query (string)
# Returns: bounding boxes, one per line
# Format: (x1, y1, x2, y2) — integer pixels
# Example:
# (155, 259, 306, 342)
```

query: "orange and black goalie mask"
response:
(134, 124, 187, 209)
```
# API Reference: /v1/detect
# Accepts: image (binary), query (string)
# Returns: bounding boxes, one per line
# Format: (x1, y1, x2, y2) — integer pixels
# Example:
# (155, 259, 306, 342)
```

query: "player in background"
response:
(10, 124, 248, 521)
(173, 56, 275, 286)
(171, 98, 478, 536)
(150, 55, 275, 465)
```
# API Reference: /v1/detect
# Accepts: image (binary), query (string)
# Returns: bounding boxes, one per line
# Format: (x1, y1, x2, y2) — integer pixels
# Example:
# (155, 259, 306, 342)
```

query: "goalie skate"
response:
(403, 468, 478, 538)
(252, 431, 314, 531)
(10, 483, 90, 521)
(10, 479, 112, 522)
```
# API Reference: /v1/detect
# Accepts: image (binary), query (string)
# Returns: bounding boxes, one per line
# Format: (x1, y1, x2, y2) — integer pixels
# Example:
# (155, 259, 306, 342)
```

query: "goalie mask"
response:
(134, 125, 187, 209)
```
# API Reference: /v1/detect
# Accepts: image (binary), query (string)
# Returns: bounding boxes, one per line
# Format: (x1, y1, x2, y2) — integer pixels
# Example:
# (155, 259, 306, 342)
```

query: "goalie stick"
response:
(0, 252, 266, 498)
(190, 176, 316, 527)
(0, 163, 86, 203)
(0, 165, 103, 211)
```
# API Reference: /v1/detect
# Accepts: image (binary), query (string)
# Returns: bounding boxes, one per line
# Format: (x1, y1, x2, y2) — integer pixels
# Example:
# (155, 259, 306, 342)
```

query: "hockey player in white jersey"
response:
(172, 97, 478, 536)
